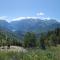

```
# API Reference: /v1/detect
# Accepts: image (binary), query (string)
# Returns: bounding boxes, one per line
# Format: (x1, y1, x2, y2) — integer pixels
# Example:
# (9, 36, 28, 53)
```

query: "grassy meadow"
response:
(0, 45, 60, 60)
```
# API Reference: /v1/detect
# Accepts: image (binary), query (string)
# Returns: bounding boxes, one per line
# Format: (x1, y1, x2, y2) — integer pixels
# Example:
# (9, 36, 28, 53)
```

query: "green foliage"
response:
(47, 28, 60, 46)
(24, 32, 36, 48)
(40, 33, 47, 49)
(0, 28, 60, 49)
(0, 46, 59, 60)
(0, 30, 22, 47)
(23, 28, 60, 49)
(39, 28, 60, 48)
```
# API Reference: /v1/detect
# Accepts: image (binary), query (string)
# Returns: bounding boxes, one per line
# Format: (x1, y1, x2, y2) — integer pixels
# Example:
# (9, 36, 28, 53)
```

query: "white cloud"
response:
(12, 17, 26, 21)
(0, 16, 13, 22)
(12, 16, 41, 21)
(37, 12, 45, 16)
(12, 16, 51, 21)
(0, 12, 51, 22)
(26, 16, 40, 19)
(42, 17, 51, 20)
(0, 16, 8, 20)
(0, 15, 51, 22)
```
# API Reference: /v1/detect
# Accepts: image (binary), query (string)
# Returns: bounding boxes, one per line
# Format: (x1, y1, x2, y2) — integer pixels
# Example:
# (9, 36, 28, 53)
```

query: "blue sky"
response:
(0, 0, 60, 22)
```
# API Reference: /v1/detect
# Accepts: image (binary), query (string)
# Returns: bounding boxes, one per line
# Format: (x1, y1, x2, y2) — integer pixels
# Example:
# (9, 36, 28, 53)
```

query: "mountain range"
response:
(0, 19, 60, 38)
(10, 19, 60, 33)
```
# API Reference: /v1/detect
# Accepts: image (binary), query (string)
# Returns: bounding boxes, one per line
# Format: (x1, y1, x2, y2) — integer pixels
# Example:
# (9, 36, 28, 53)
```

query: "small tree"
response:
(40, 33, 46, 50)
(24, 32, 36, 48)
(7, 38, 10, 49)
(51, 34, 57, 46)
(2, 39, 6, 49)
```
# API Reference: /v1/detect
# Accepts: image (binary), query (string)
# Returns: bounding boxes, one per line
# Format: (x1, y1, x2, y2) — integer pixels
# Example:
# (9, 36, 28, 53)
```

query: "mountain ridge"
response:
(0, 19, 60, 34)
(0, 19, 60, 39)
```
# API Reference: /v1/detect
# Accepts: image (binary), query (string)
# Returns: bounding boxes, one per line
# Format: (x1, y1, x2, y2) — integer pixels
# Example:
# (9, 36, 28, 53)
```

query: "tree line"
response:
(0, 28, 60, 49)
(23, 28, 60, 49)
(0, 31, 22, 49)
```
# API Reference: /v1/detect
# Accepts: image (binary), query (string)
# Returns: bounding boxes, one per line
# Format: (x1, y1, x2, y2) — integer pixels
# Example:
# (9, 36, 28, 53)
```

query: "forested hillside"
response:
(23, 28, 60, 49)
(0, 29, 22, 47)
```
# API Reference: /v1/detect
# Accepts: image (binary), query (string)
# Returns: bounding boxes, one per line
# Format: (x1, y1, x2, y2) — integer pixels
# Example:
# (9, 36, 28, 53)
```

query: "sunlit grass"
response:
(0, 46, 60, 60)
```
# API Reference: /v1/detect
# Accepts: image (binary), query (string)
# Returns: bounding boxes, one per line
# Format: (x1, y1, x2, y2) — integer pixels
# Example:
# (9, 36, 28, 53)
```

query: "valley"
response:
(0, 19, 60, 60)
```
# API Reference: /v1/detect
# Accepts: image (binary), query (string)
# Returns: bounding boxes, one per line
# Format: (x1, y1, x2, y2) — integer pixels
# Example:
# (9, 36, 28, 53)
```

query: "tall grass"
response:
(0, 46, 60, 60)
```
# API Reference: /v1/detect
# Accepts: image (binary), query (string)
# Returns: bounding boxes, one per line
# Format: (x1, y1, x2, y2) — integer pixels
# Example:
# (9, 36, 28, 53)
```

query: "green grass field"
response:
(0, 46, 60, 60)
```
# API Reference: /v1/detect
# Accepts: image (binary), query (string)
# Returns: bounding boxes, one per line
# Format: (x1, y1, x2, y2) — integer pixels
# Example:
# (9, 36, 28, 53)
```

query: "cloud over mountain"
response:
(36, 12, 45, 16)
